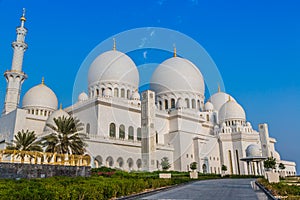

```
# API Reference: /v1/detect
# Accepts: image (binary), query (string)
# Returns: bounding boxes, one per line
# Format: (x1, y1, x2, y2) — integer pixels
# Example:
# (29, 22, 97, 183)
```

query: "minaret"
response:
(3, 8, 28, 115)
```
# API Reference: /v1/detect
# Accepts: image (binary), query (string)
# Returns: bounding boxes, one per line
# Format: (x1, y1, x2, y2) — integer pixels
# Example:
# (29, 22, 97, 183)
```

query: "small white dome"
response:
(22, 83, 58, 110)
(78, 92, 88, 102)
(219, 100, 246, 123)
(176, 98, 185, 109)
(131, 91, 140, 100)
(88, 50, 139, 88)
(45, 109, 70, 130)
(221, 122, 226, 127)
(208, 92, 236, 112)
(103, 88, 112, 97)
(246, 144, 261, 157)
(150, 57, 204, 96)
(205, 101, 214, 111)
(273, 151, 281, 161)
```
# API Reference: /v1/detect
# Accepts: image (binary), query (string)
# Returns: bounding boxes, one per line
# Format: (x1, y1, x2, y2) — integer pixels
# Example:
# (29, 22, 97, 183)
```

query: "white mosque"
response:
(0, 11, 296, 176)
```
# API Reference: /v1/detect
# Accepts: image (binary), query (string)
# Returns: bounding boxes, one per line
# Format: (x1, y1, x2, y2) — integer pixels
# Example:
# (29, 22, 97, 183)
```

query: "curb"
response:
(255, 181, 278, 200)
(116, 180, 198, 200)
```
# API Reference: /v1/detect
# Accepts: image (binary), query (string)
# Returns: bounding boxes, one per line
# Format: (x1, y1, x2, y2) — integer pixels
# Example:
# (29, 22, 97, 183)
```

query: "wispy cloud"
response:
(143, 51, 148, 59)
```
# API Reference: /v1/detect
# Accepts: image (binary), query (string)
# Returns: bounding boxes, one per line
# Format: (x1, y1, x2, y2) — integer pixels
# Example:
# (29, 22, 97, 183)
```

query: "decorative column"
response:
(141, 90, 156, 171)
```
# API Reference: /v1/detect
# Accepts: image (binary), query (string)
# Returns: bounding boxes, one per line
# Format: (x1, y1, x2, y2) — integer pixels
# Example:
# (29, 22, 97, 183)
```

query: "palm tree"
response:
(5, 130, 43, 163)
(42, 116, 87, 156)
(264, 157, 276, 171)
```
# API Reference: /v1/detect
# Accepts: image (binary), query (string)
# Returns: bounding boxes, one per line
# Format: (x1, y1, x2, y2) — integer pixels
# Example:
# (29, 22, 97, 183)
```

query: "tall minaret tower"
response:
(3, 8, 28, 115)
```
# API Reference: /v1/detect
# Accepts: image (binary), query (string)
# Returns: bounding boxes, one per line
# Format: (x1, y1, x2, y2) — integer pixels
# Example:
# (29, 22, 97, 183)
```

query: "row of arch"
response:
(94, 155, 142, 170)
(109, 123, 142, 141)
(157, 97, 204, 110)
(220, 126, 252, 134)
(224, 120, 246, 127)
(26, 108, 53, 117)
(89, 84, 136, 100)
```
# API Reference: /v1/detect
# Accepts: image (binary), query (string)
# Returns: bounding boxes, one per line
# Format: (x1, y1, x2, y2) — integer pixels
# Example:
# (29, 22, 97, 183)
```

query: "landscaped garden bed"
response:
(0, 167, 212, 200)
(257, 177, 300, 199)
(0, 166, 263, 200)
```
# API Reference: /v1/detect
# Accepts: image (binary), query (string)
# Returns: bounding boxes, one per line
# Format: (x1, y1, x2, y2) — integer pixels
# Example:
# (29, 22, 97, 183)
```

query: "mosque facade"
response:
(0, 11, 296, 176)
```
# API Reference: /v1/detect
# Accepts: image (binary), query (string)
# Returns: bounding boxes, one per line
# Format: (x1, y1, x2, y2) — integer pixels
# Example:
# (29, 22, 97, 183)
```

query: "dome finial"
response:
(173, 44, 177, 57)
(218, 83, 221, 93)
(41, 77, 45, 85)
(20, 8, 26, 27)
(228, 95, 232, 102)
(113, 38, 116, 51)
(59, 103, 62, 110)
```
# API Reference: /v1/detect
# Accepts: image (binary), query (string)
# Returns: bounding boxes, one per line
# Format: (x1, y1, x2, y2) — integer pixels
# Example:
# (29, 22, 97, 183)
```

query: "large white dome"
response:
(246, 144, 261, 157)
(88, 50, 139, 88)
(208, 92, 236, 112)
(219, 100, 246, 123)
(150, 57, 204, 96)
(22, 83, 58, 110)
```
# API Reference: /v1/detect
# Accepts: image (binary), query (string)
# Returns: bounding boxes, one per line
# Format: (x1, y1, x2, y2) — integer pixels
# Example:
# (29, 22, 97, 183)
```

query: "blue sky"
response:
(0, 0, 299, 172)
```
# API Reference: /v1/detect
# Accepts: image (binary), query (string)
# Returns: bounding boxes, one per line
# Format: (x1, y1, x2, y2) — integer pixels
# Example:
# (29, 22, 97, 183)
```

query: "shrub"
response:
(190, 162, 197, 171)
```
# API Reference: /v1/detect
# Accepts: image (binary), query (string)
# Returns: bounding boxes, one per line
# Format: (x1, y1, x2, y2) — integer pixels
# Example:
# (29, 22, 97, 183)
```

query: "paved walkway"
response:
(141, 179, 270, 200)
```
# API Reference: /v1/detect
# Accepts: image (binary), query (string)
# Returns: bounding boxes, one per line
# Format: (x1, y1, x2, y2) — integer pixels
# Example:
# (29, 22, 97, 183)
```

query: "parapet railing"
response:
(0, 149, 91, 166)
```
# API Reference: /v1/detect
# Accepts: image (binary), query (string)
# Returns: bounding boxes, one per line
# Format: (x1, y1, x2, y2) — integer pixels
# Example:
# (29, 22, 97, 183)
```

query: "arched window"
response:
(202, 164, 207, 173)
(86, 123, 90, 134)
(206, 114, 210, 121)
(94, 155, 103, 168)
(114, 88, 119, 97)
(96, 89, 100, 96)
(185, 98, 190, 108)
(192, 99, 196, 109)
(127, 158, 134, 169)
(109, 123, 116, 138)
(119, 124, 125, 139)
(197, 100, 200, 110)
(159, 101, 162, 110)
(121, 88, 125, 98)
(165, 99, 168, 109)
(171, 98, 175, 109)
(117, 157, 124, 168)
(127, 89, 130, 99)
(106, 156, 114, 167)
(128, 126, 134, 140)
(137, 128, 142, 141)
(136, 159, 142, 169)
